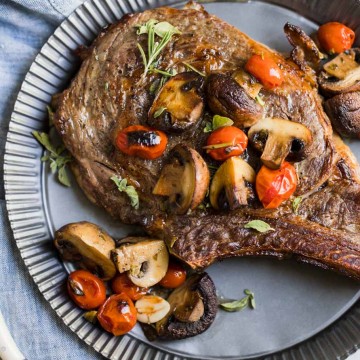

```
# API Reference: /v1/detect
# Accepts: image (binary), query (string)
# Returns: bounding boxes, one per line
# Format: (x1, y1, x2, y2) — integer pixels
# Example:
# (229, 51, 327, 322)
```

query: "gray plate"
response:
(4, 0, 360, 359)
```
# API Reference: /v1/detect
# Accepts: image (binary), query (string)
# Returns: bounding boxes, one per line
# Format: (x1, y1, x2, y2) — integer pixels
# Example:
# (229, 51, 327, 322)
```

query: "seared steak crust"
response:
(54, 2, 360, 278)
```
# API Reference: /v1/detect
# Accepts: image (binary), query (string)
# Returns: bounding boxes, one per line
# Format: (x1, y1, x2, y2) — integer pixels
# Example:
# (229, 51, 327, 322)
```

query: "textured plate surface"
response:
(4, 0, 360, 359)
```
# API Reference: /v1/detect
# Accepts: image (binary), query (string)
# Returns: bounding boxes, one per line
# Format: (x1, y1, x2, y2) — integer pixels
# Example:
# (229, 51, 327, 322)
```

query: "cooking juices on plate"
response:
(33, 0, 360, 341)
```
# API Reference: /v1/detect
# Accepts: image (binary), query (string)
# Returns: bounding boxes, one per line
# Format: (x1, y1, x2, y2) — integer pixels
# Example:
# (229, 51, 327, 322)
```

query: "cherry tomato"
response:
(159, 262, 187, 288)
(116, 125, 168, 160)
(256, 162, 297, 209)
(245, 54, 284, 89)
(111, 273, 148, 301)
(67, 270, 106, 310)
(97, 293, 137, 336)
(317, 22, 355, 54)
(205, 126, 248, 161)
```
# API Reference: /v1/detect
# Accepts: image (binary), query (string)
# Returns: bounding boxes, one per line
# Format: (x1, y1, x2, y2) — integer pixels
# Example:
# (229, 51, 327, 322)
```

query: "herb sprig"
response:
(220, 289, 256, 312)
(110, 175, 139, 209)
(136, 19, 181, 78)
(32, 131, 72, 187)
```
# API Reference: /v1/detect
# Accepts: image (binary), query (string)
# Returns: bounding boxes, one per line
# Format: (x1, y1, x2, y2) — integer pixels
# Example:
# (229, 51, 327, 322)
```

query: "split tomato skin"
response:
(67, 270, 106, 310)
(256, 162, 297, 209)
(111, 273, 148, 301)
(159, 262, 187, 289)
(97, 293, 137, 336)
(205, 126, 248, 161)
(116, 125, 168, 160)
(245, 54, 284, 89)
(317, 22, 355, 54)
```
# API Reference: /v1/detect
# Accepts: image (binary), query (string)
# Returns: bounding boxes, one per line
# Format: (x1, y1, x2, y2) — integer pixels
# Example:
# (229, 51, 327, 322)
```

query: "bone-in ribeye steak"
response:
(54, 2, 360, 279)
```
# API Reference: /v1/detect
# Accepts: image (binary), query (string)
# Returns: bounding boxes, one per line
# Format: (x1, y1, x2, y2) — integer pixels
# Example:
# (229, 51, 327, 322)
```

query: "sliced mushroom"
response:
(248, 117, 312, 169)
(111, 238, 169, 288)
(155, 273, 217, 340)
(206, 73, 263, 128)
(232, 68, 262, 99)
(54, 222, 116, 280)
(324, 92, 360, 138)
(210, 157, 255, 210)
(318, 48, 360, 96)
(284, 22, 324, 72)
(148, 72, 205, 132)
(153, 145, 210, 214)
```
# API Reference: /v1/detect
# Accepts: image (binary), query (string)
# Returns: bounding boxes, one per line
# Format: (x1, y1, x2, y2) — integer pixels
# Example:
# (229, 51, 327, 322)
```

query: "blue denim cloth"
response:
(0, 2, 103, 358)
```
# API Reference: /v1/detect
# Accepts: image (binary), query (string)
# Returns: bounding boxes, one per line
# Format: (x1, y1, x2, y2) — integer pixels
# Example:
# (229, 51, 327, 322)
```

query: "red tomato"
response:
(67, 270, 106, 310)
(256, 162, 297, 209)
(317, 22, 355, 54)
(111, 274, 148, 301)
(245, 54, 284, 89)
(159, 262, 187, 288)
(205, 126, 248, 161)
(116, 125, 168, 160)
(97, 293, 137, 336)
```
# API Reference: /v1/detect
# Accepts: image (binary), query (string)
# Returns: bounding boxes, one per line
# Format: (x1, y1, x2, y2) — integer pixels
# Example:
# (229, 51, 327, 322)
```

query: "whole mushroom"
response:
(155, 273, 218, 340)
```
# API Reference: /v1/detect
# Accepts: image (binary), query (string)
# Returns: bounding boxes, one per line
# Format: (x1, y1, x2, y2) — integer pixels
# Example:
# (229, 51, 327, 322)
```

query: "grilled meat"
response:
(54, 2, 360, 279)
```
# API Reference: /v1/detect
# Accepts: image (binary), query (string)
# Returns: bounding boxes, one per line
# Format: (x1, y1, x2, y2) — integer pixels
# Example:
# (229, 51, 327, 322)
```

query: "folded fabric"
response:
(0, 1, 103, 358)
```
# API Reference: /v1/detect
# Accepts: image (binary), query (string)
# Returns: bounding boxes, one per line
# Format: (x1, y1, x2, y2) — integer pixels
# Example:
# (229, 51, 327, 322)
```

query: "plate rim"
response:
(4, 0, 360, 359)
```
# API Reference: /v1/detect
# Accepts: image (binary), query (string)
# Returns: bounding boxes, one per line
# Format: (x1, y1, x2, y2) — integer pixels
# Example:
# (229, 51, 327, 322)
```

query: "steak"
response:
(54, 2, 360, 279)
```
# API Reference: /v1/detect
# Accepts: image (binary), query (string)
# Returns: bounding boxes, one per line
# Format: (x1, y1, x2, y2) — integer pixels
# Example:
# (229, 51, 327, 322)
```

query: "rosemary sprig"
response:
(136, 19, 181, 78)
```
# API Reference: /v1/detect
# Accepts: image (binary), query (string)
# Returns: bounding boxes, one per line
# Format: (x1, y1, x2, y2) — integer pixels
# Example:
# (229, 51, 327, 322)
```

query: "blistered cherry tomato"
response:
(111, 273, 148, 301)
(256, 162, 297, 209)
(317, 22, 355, 54)
(245, 54, 284, 89)
(116, 125, 168, 160)
(67, 270, 106, 310)
(97, 293, 137, 336)
(159, 262, 187, 288)
(205, 126, 248, 161)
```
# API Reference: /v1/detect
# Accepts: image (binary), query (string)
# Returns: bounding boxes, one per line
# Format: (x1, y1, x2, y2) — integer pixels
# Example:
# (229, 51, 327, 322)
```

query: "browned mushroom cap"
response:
(324, 92, 360, 138)
(284, 22, 324, 72)
(210, 157, 256, 210)
(318, 49, 360, 96)
(155, 273, 217, 340)
(248, 117, 312, 169)
(54, 222, 116, 280)
(206, 73, 263, 128)
(148, 72, 205, 132)
(153, 145, 210, 214)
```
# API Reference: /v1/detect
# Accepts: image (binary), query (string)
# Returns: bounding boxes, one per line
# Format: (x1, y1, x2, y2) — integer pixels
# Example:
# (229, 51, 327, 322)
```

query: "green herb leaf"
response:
(219, 289, 256, 312)
(244, 220, 274, 233)
(104, 82, 109, 91)
(203, 115, 233, 133)
(255, 95, 265, 106)
(111, 175, 139, 209)
(292, 196, 302, 214)
(154, 21, 181, 38)
(154, 106, 167, 118)
(183, 61, 206, 77)
(136, 19, 181, 78)
(213, 115, 234, 130)
(47, 105, 54, 127)
(203, 142, 233, 150)
(33, 131, 72, 187)
(83, 311, 98, 324)
(58, 166, 71, 187)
